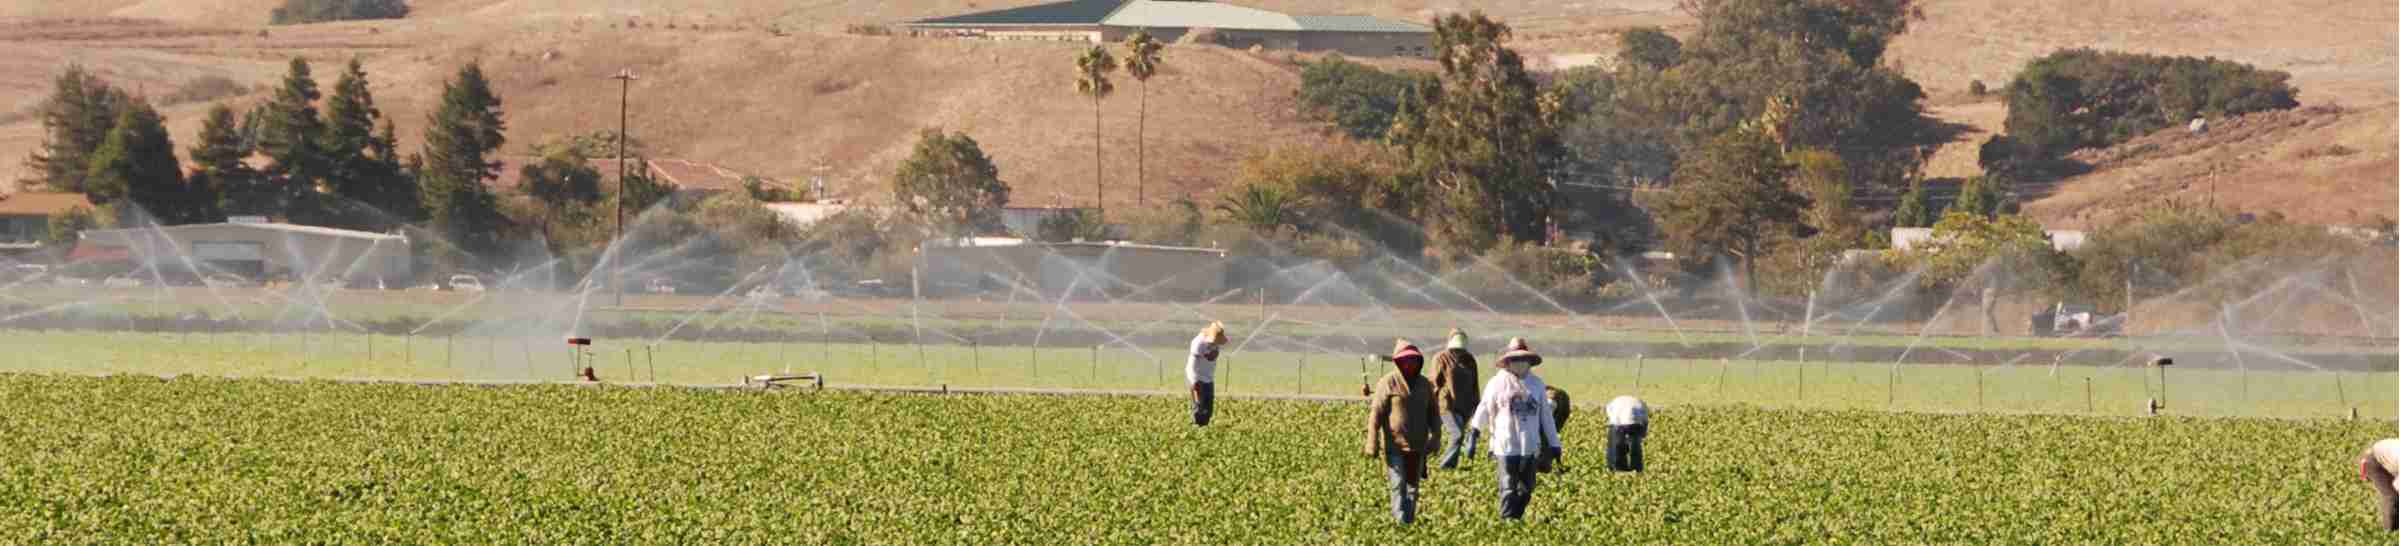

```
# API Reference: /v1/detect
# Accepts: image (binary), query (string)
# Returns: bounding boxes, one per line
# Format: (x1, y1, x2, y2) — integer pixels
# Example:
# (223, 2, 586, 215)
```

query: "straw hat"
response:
(1200, 321, 1227, 345)
(1445, 328, 1469, 350)
(1390, 338, 1424, 366)
(1500, 337, 1542, 366)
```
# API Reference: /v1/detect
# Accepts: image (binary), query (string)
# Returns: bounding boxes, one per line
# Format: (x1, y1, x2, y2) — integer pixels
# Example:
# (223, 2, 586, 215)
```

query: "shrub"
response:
(2293, 144, 2358, 160)
(2065, 203, 2365, 310)
(269, 0, 408, 25)
(1967, 79, 1987, 96)
(844, 24, 893, 36)
(1990, 49, 2298, 169)
(1617, 27, 1681, 71)
(1440, 239, 1603, 308)
(1120, 198, 1204, 247)
(1034, 209, 1106, 243)
(1295, 55, 1434, 140)
(161, 76, 250, 105)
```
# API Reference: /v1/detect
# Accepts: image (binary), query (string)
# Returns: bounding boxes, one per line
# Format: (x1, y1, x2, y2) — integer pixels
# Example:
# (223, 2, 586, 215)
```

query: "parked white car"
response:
(102, 275, 144, 288)
(447, 274, 485, 292)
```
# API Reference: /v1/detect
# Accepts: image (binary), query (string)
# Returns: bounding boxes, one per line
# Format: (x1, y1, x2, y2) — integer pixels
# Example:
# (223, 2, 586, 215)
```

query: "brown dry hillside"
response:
(0, 0, 2390, 221)
(2019, 104, 2398, 229)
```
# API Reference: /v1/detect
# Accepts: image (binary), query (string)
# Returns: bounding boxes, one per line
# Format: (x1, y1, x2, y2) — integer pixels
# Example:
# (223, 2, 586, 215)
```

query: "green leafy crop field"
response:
(0, 375, 2392, 543)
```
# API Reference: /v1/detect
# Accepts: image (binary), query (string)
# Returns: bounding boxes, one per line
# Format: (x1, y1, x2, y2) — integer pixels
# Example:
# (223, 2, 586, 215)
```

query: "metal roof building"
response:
(903, 0, 1432, 57)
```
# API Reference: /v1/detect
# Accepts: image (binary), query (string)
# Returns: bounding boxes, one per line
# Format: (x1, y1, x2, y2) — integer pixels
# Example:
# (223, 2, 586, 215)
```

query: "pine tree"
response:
(1953, 175, 2002, 219)
(259, 57, 330, 223)
(21, 65, 127, 193)
(83, 99, 189, 225)
(418, 62, 511, 264)
(1892, 179, 1932, 228)
(321, 57, 416, 228)
(192, 104, 264, 219)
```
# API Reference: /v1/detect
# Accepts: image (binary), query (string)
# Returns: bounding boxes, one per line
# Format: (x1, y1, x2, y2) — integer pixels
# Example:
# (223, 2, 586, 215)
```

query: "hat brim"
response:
(1501, 351, 1542, 366)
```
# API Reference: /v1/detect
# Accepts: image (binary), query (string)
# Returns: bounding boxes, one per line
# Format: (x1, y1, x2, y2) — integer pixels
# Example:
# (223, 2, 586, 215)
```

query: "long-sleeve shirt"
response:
(1185, 335, 1219, 384)
(1470, 372, 1559, 458)
(1365, 371, 1439, 456)
(1606, 395, 1649, 426)
(2372, 439, 2400, 475)
(1429, 348, 1479, 416)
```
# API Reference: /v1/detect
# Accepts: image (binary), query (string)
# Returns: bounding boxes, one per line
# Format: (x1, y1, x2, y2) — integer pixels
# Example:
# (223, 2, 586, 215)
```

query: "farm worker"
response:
(1540, 385, 1571, 473)
(2360, 438, 2400, 531)
(1364, 339, 1439, 524)
(1470, 337, 1560, 520)
(1548, 386, 1574, 433)
(1430, 328, 1482, 469)
(1604, 395, 1650, 473)
(1187, 321, 1227, 427)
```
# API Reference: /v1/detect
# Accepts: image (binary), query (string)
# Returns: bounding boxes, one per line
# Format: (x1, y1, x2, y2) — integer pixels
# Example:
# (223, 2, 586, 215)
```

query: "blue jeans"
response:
(1190, 382, 1214, 426)
(1438, 411, 1478, 468)
(1607, 424, 1648, 472)
(1496, 455, 1539, 520)
(1384, 451, 1425, 523)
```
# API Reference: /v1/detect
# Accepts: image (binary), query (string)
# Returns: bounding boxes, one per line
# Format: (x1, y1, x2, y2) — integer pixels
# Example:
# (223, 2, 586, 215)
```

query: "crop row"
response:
(0, 375, 2390, 543)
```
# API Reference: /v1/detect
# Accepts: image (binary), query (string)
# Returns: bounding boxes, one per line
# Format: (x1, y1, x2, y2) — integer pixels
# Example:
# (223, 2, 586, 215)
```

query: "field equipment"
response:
(2031, 302, 2126, 338)
(744, 373, 824, 390)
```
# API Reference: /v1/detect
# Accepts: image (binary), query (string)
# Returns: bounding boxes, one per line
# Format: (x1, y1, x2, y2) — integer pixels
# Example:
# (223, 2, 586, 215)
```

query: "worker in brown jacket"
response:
(1430, 328, 1481, 469)
(1365, 339, 1439, 524)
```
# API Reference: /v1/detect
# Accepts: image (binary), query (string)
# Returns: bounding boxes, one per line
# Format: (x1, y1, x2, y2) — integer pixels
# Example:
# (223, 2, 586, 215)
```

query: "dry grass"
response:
(0, 0, 2387, 221)
(2020, 104, 2398, 229)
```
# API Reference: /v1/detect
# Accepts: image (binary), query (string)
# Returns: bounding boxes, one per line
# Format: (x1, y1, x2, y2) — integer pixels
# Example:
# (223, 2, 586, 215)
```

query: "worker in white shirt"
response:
(1604, 395, 1650, 473)
(2360, 438, 2400, 531)
(1187, 322, 1226, 427)
(1469, 337, 1559, 520)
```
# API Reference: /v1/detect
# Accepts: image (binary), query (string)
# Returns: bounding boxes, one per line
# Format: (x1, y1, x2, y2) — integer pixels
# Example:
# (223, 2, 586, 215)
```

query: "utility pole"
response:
(610, 68, 638, 308)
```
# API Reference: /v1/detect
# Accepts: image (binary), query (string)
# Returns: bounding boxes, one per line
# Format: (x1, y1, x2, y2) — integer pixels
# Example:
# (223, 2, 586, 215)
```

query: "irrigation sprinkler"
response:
(1280, 352, 1315, 395)
(1974, 360, 1985, 410)
(970, 340, 981, 373)
(2337, 372, 2351, 413)
(445, 334, 454, 370)
(1090, 345, 1100, 389)
(1633, 354, 1646, 395)
(1714, 358, 1728, 395)
(2084, 377, 2093, 413)
(646, 346, 655, 383)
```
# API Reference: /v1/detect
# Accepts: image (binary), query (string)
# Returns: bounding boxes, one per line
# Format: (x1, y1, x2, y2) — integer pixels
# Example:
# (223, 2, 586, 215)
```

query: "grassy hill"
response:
(0, 0, 2388, 221)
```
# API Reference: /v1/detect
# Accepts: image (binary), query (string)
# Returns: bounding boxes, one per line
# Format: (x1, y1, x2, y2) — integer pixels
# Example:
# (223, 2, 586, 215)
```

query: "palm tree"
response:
(1121, 32, 1163, 208)
(1215, 183, 1299, 232)
(1073, 45, 1118, 220)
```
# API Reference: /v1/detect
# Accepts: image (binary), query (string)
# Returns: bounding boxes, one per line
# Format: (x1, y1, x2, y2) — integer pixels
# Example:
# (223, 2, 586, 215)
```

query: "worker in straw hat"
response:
(1364, 339, 1439, 524)
(1186, 322, 1228, 427)
(1470, 337, 1560, 520)
(1430, 328, 1482, 469)
(2360, 438, 2400, 531)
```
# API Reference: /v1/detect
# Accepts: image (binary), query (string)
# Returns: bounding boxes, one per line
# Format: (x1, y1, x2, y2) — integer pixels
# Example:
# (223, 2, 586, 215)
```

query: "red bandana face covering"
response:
(1396, 358, 1423, 377)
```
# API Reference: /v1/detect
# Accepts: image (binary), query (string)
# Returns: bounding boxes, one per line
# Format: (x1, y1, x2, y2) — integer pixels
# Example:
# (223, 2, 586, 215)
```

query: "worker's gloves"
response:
(1536, 446, 1563, 473)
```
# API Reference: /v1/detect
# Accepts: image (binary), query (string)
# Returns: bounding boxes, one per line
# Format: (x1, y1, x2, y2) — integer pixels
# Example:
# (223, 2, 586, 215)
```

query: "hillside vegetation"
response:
(0, 0, 2389, 220)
